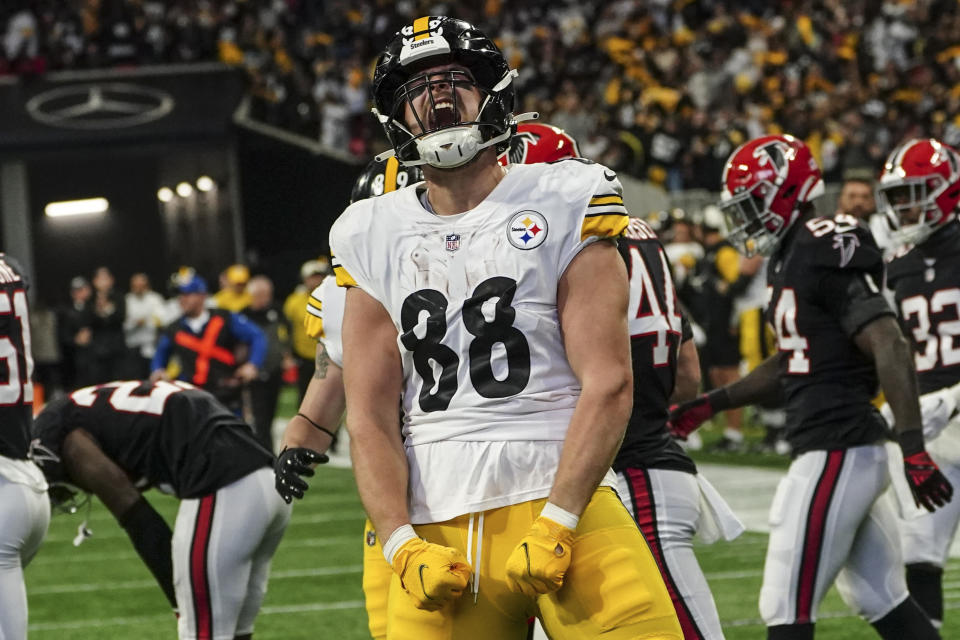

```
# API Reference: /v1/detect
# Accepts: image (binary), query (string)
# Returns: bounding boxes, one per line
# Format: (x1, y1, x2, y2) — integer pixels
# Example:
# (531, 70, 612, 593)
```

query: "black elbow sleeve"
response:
(119, 496, 176, 609)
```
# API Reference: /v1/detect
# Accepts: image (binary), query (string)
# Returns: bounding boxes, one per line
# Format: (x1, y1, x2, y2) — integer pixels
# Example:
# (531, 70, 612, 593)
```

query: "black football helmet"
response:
(350, 156, 424, 204)
(372, 16, 520, 169)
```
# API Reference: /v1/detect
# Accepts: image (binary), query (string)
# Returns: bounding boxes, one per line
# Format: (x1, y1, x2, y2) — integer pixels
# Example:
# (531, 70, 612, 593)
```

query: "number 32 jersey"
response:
(329, 160, 629, 522)
(886, 224, 960, 394)
(766, 214, 892, 455)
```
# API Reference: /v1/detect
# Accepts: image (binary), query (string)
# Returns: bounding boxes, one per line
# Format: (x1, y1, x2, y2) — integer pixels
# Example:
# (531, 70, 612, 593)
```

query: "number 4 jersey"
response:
(329, 160, 629, 523)
(766, 213, 892, 454)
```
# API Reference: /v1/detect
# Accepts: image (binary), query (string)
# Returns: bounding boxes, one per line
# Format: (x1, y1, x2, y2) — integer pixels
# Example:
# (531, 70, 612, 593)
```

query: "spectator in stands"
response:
(836, 170, 877, 222)
(150, 270, 266, 415)
(57, 276, 92, 390)
(86, 266, 126, 384)
(282, 258, 331, 402)
(243, 275, 292, 451)
(123, 272, 165, 379)
(212, 263, 252, 312)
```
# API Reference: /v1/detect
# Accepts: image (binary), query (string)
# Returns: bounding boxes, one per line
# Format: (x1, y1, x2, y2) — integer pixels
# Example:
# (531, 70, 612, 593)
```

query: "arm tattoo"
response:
(314, 342, 330, 379)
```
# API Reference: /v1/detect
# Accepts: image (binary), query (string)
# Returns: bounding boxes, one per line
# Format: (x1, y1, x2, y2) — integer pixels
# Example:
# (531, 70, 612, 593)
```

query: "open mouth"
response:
(429, 101, 459, 130)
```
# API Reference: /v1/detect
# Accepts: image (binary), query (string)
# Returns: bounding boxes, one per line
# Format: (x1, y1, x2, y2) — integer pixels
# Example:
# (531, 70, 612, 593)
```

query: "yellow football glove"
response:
(391, 537, 472, 611)
(505, 515, 575, 597)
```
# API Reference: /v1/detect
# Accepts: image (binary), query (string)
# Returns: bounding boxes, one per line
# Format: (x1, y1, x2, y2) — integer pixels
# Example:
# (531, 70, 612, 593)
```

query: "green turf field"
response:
(25, 463, 960, 639)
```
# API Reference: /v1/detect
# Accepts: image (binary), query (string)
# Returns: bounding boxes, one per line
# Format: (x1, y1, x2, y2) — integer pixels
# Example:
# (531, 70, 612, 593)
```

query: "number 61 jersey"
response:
(329, 160, 628, 522)
(765, 213, 892, 455)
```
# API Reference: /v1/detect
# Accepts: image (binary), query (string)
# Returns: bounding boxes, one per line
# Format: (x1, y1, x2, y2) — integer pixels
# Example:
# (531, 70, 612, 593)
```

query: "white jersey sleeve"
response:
(302, 277, 346, 368)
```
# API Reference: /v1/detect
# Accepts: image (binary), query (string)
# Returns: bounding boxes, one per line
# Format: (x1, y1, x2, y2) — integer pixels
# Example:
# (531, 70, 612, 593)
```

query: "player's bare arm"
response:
(280, 341, 344, 455)
(341, 286, 409, 537)
(62, 428, 142, 517)
(668, 352, 783, 440)
(549, 240, 633, 516)
(671, 338, 702, 404)
(721, 351, 784, 408)
(854, 314, 922, 435)
(61, 428, 177, 608)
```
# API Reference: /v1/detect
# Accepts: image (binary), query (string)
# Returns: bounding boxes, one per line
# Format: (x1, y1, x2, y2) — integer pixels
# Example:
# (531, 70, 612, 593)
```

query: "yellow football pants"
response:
(384, 487, 682, 639)
(363, 518, 391, 639)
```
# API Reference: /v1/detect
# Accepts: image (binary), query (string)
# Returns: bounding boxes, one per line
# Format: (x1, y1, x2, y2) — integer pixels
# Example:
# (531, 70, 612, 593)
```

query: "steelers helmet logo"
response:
(507, 210, 548, 250)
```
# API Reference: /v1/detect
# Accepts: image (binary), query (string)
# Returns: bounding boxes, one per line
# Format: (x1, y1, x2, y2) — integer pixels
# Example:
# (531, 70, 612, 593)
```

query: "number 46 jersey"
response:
(766, 213, 892, 455)
(329, 160, 628, 522)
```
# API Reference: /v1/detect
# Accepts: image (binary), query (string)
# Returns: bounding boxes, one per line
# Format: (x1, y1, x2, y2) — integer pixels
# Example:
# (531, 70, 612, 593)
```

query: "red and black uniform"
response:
(887, 223, 960, 395)
(34, 381, 271, 497)
(765, 215, 892, 454)
(613, 218, 728, 640)
(0, 254, 33, 461)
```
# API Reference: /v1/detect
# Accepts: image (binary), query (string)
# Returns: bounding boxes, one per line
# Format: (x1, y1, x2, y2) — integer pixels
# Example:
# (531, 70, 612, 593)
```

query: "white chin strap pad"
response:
(415, 126, 485, 169)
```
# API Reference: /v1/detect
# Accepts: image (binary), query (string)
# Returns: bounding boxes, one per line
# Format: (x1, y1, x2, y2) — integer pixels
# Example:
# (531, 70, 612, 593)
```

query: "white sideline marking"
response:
(29, 565, 364, 595)
(28, 600, 366, 631)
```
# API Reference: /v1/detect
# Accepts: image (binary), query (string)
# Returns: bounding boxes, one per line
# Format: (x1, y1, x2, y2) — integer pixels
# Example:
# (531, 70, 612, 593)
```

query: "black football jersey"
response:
(0, 254, 34, 460)
(38, 380, 272, 498)
(887, 224, 960, 394)
(613, 218, 695, 474)
(766, 213, 892, 454)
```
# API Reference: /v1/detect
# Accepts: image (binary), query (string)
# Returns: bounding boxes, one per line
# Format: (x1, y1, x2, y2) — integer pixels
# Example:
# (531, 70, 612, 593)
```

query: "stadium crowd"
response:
(30, 259, 333, 450)
(4, 0, 960, 188)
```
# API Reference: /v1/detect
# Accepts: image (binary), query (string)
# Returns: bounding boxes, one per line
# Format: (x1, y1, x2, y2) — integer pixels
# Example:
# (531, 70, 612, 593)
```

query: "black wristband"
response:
(897, 429, 926, 457)
(296, 413, 336, 439)
(706, 388, 732, 412)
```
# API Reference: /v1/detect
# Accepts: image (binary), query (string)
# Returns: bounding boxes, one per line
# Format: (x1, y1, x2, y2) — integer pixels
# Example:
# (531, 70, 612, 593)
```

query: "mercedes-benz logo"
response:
(26, 83, 174, 130)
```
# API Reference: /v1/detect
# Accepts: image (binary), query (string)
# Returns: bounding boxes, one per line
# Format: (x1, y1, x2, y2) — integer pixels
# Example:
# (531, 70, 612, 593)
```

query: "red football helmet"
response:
(877, 138, 960, 247)
(498, 122, 580, 165)
(719, 134, 824, 256)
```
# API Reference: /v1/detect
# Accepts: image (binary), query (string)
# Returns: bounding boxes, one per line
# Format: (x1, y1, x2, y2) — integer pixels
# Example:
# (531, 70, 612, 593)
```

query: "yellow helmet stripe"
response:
(413, 16, 431, 41)
(384, 157, 400, 193)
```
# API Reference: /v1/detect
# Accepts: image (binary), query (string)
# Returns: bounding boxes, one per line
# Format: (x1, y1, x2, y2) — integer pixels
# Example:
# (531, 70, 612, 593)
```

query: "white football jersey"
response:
(303, 276, 346, 367)
(330, 160, 629, 522)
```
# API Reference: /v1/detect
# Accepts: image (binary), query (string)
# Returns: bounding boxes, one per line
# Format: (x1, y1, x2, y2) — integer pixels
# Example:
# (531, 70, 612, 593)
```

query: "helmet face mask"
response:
(373, 17, 517, 169)
(719, 181, 785, 257)
(878, 139, 960, 247)
(719, 134, 824, 256)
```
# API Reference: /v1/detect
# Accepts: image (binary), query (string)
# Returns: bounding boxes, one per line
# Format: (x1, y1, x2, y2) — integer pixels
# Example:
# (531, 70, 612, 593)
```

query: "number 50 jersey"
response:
(330, 160, 628, 521)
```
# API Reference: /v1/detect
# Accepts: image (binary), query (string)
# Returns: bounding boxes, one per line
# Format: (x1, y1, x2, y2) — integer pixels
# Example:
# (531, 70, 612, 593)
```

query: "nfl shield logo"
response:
(366, 530, 377, 546)
(445, 233, 461, 252)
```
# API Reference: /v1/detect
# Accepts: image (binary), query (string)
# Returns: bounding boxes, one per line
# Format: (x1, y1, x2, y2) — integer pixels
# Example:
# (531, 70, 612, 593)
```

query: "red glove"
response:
(668, 389, 731, 440)
(899, 430, 953, 512)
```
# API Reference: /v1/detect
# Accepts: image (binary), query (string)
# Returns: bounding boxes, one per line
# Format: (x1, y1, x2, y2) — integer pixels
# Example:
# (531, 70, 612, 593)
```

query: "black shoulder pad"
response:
(794, 214, 883, 275)
(885, 246, 925, 285)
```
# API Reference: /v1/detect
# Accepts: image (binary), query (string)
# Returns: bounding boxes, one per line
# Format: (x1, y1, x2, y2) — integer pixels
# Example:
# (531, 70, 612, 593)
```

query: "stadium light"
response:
(157, 187, 174, 203)
(44, 198, 109, 218)
(196, 176, 215, 192)
(176, 182, 194, 197)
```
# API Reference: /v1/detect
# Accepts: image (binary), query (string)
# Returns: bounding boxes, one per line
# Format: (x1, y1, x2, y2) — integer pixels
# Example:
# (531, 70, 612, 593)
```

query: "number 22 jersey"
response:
(329, 160, 629, 523)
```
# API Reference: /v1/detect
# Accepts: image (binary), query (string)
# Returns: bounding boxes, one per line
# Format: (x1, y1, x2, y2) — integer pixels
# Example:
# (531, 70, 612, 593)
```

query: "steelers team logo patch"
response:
(507, 210, 548, 250)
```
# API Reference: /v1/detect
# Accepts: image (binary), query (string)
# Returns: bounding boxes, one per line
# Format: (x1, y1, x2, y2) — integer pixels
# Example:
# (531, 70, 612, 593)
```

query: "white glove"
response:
(881, 387, 960, 441)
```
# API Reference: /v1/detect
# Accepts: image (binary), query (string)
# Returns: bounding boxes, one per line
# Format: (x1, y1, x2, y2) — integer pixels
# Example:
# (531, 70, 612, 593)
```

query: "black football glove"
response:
(275, 447, 328, 504)
(898, 430, 953, 512)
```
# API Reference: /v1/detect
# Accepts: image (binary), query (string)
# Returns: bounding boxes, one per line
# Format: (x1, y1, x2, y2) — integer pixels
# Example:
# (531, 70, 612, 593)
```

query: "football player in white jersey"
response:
(277, 133, 586, 637)
(328, 16, 681, 640)
(275, 156, 422, 640)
